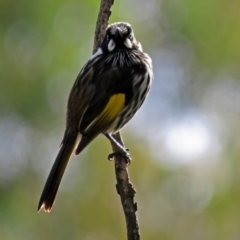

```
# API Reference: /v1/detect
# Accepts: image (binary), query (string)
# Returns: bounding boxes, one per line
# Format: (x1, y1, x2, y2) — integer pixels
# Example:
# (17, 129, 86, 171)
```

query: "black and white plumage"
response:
(38, 22, 153, 212)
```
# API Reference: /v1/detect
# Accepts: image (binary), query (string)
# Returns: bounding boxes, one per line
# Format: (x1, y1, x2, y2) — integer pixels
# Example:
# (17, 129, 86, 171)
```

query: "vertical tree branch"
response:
(93, 1, 140, 240)
(110, 132, 140, 240)
(93, 0, 114, 54)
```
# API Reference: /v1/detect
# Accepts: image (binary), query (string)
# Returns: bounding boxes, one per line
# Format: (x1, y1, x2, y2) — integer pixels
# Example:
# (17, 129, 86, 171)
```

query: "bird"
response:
(38, 22, 153, 212)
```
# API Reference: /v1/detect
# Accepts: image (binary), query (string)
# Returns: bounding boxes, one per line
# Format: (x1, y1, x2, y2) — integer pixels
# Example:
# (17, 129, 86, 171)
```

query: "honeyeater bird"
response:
(38, 22, 153, 212)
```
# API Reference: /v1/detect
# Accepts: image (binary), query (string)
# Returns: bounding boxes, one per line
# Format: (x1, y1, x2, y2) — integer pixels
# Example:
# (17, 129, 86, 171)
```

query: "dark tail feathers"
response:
(38, 142, 75, 212)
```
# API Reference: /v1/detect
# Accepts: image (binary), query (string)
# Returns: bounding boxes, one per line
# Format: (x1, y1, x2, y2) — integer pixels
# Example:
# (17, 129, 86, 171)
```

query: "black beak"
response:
(115, 27, 124, 39)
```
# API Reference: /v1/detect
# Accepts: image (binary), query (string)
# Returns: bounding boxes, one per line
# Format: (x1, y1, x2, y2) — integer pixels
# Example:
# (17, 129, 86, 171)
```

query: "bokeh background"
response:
(1, 0, 240, 239)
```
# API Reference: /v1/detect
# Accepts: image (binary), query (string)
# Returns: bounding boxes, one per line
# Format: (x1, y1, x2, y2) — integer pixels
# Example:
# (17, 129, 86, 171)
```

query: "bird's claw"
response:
(108, 148, 131, 164)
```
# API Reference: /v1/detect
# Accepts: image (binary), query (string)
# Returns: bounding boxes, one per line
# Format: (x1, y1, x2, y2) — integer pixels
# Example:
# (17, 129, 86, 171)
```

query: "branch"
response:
(93, 0, 114, 54)
(110, 132, 140, 240)
(93, 1, 140, 240)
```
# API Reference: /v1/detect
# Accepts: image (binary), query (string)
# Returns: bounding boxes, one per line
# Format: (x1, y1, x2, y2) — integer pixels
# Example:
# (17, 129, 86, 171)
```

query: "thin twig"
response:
(110, 132, 140, 240)
(93, 1, 140, 240)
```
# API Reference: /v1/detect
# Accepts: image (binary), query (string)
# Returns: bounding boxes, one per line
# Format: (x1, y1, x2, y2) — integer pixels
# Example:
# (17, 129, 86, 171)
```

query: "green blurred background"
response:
(1, 0, 240, 239)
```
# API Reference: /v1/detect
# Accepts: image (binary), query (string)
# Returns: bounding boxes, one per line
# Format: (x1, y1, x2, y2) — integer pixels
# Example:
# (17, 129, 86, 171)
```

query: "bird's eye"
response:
(128, 34, 133, 41)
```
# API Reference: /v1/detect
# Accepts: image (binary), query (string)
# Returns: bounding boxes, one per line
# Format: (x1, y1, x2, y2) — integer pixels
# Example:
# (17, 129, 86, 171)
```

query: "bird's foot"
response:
(108, 148, 131, 164)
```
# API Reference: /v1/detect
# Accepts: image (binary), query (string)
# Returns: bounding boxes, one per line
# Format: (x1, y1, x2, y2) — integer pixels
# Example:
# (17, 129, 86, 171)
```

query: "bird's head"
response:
(101, 22, 142, 53)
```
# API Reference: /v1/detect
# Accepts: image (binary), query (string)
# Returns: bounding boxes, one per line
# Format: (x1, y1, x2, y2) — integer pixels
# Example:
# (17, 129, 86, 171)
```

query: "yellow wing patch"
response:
(83, 94, 125, 133)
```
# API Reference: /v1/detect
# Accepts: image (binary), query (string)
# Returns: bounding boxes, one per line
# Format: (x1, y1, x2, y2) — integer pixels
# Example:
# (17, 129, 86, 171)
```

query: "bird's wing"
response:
(79, 63, 133, 135)
(65, 60, 98, 134)
(81, 93, 125, 135)
(73, 62, 133, 154)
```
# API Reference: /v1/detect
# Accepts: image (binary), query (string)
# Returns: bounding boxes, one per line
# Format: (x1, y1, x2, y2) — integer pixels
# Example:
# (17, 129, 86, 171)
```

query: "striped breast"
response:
(107, 51, 153, 134)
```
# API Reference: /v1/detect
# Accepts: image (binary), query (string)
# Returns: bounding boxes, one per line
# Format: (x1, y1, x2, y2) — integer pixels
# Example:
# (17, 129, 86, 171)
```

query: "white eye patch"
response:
(124, 38, 132, 49)
(138, 42, 143, 52)
(108, 39, 116, 51)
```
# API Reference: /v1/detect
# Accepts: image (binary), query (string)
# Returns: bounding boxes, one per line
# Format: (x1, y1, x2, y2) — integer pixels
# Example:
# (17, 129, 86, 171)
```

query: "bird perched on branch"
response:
(38, 22, 153, 212)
